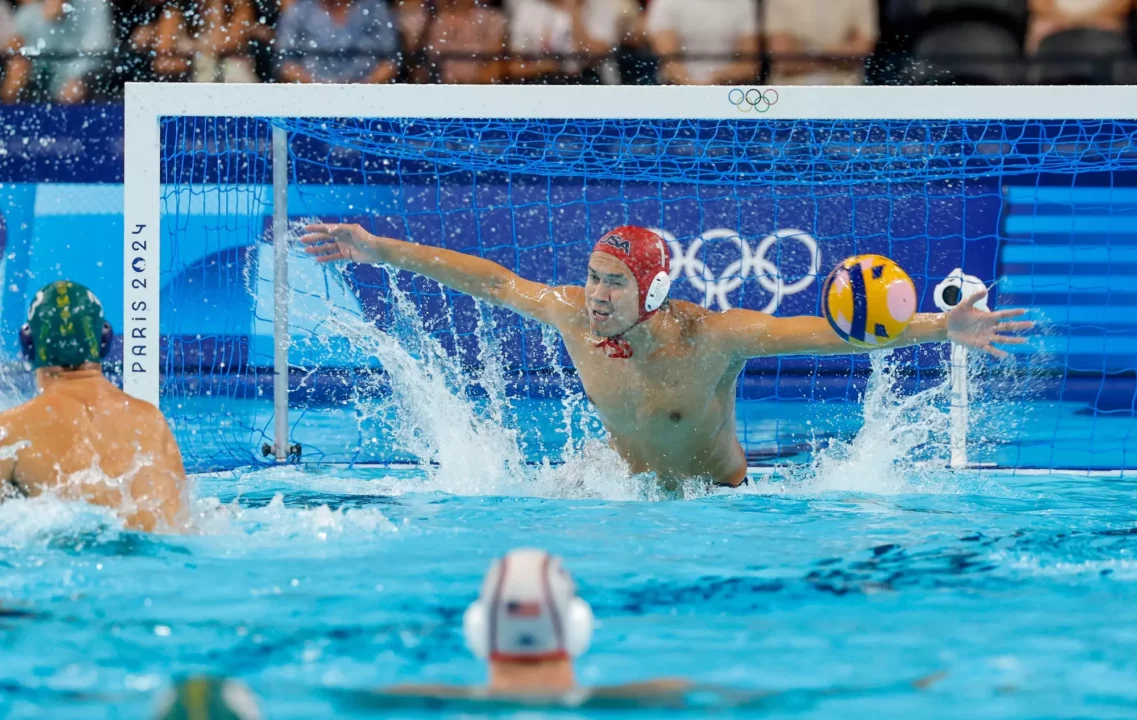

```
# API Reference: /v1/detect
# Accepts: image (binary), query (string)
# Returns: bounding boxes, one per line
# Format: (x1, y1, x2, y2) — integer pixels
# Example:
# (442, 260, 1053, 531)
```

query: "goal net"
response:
(124, 84, 1137, 473)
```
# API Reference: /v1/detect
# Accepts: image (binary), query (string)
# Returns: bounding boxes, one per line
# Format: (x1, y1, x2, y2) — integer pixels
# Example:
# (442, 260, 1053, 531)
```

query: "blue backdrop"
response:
(0, 107, 1122, 407)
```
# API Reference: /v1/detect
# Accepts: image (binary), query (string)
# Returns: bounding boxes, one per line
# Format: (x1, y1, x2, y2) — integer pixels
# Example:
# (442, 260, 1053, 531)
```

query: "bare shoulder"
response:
(0, 401, 28, 425)
(678, 302, 760, 341)
(0, 401, 32, 441)
(550, 284, 584, 306)
(695, 306, 773, 336)
(107, 387, 160, 416)
(670, 299, 715, 324)
(132, 396, 175, 431)
(550, 284, 585, 307)
(384, 684, 476, 699)
(594, 678, 692, 698)
(100, 388, 174, 437)
(0, 394, 79, 427)
(545, 285, 588, 327)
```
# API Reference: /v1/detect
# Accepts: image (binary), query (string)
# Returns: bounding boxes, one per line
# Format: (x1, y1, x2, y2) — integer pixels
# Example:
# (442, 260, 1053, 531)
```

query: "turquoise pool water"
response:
(2, 340, 1136, 718)
(3, 457, 1137, 718)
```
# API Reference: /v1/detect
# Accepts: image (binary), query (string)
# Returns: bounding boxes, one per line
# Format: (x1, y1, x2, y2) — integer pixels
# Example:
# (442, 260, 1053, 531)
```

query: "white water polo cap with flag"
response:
(463, 548, 594, 662)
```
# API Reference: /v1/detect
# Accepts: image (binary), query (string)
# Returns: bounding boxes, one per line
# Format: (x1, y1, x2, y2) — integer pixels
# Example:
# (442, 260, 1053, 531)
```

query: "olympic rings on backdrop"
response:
(728, 88, 779, 113)
(651, 228, 821, 313)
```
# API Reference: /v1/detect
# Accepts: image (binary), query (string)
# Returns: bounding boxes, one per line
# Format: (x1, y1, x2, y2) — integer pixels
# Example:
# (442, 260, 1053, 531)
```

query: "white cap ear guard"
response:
(643, 270, 671, 313)
(463, 549, 594, 662)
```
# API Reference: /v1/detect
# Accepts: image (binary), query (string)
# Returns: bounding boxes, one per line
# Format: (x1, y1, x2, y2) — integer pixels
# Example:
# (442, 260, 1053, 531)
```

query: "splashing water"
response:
(286, 233, 533, 495)
(274, 222, 656, 498)
(190, 492, 399, 542)
(277, 223, 1019, 501)
(799, 353, 952, 493)
(0, 494, 124, 550)
(0, 489, 399, 552)
(756, 352, 1015, 498)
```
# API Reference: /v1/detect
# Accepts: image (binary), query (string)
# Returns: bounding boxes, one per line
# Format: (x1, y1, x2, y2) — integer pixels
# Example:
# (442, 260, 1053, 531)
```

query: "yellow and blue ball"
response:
(821, 254, 917, 348)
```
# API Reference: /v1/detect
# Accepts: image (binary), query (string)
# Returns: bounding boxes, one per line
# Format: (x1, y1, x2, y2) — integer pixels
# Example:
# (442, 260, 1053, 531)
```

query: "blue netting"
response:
(158, 115, 1137, 471)
(281, 117, 1137, 185)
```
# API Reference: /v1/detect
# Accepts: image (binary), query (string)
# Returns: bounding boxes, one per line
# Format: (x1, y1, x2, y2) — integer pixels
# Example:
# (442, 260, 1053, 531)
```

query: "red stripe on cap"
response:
(487, 555, 509, 658)
(541, 554, 565, 651)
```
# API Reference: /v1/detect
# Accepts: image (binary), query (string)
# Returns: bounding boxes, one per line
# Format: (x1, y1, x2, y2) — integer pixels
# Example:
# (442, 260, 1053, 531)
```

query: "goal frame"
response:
(123, 83, 1137, 464)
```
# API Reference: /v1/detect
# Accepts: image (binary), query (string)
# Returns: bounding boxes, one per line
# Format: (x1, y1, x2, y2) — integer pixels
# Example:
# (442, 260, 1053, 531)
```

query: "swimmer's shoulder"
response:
(550, 285, 585, 311)
(97, 387, 168, 426)
(384, 684, 483, 699)
(386, 679, 691, 700)
(667, 301, 723, 345)
(592, 678, 693, 698)
(670, 300, 714, 326)
(545, 285, 590, 330)
(0, 395, 58, 435)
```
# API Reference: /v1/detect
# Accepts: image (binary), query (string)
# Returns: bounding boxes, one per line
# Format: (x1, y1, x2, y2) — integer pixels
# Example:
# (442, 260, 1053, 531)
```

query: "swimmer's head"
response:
(20, 281, 113, 370)
(587, 227, 671, 338)
(153, 676, 261, 720)
(463, 548, 594, 664)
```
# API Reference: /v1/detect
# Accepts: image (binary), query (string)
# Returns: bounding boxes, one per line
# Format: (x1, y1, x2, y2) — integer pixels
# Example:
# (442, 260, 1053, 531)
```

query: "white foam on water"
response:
(0, 487, 399, 551)
(0, 494, 124, 549)
(744, 352, 1016, 498)
(189, 493, 398, 541)
(803, 353, 953, 494)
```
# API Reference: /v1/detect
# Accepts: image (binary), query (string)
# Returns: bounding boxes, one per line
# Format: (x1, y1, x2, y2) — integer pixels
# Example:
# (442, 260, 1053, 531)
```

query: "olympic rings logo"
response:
(651, 228, 821, 313)
(728, 88, 779, 113)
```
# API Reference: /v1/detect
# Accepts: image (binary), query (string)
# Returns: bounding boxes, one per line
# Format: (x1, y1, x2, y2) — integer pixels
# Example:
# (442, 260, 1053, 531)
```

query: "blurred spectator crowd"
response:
(0, 0, 1134, 103)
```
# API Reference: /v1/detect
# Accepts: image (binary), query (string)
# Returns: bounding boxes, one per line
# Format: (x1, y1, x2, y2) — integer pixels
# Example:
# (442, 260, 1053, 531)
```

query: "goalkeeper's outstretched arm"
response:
(701, 290, 1031, 359)
(300, 223, 568, 324)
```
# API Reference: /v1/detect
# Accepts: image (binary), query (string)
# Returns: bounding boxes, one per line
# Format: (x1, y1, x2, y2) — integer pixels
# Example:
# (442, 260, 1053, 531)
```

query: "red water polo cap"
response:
(591, 226, 671, 323)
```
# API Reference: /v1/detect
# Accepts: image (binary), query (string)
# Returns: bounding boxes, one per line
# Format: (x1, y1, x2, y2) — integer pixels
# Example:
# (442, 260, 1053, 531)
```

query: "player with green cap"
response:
(0, 281, 188, 532)
(153, 677, 262, 720)
(20, 279, 112, 369)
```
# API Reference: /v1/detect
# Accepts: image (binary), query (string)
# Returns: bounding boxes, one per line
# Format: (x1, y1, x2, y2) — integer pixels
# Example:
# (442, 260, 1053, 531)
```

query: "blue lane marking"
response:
(1002, 263, 1137, 276)
(1029, 306, 1137, 324)
(1005, 187, 1137, 204)
(1002, 246, 1137, 263)
(1003, 233, 1137, 246)
(1002, 184, 1137, 369)
(1028, 336, 1137, 355)
(1001, 275, 1137, 293)
(1005, 215, 1137, 234)
(1002, 292, 1137, 306)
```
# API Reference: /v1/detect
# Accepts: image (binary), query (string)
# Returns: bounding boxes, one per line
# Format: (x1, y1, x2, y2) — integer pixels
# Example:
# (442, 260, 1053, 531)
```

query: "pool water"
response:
(3, 457, 1137, 718)
(2, 315, 1136, 718)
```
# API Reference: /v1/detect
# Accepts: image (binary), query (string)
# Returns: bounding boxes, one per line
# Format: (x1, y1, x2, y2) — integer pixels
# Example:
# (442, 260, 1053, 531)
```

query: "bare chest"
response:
(563, 332, 730, 433)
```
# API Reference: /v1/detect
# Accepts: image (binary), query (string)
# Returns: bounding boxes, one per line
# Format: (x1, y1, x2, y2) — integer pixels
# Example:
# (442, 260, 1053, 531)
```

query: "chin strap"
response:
(596, 336, 634, 359)
(594, 308, 662, 359)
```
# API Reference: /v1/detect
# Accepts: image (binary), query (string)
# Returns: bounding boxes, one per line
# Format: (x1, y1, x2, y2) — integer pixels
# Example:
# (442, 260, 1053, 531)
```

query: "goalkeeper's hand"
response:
(945, 289, 1032, 359)
(299, 223, 387, 265)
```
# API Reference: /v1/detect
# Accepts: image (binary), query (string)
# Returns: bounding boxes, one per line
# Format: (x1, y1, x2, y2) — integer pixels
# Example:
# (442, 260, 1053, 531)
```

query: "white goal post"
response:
(122, 83, 1135, 464)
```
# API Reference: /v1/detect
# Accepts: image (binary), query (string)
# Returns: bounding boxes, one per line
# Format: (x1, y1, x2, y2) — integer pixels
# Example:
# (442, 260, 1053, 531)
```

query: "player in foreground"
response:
(153, 676, 261, 720)
(381, 548, 690, 703)
(301, 224, 1032, 487)
(0, 281, 188, 532)
(348, 548, 943, 712)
